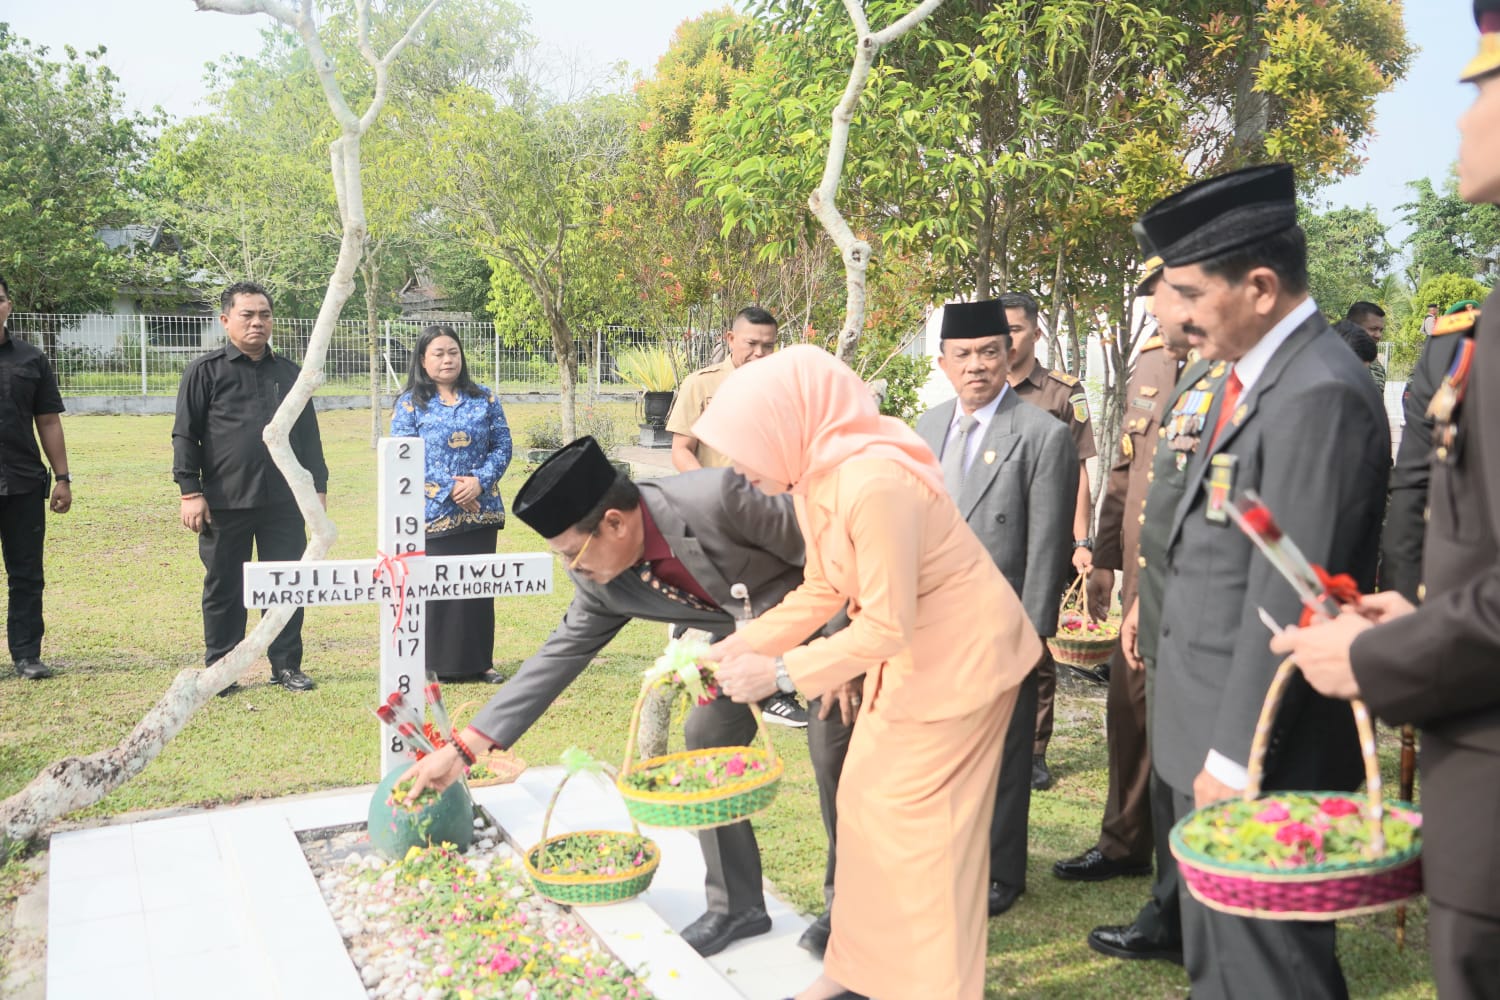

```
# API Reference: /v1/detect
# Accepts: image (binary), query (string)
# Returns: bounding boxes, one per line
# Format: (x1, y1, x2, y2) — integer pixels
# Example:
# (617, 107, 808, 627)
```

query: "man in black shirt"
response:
(0, 274, 73, 680)
(172, 281, 328, 693)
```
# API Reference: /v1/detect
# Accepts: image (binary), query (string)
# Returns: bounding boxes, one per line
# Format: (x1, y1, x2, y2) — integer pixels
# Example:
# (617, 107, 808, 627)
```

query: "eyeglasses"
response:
(561, 530, 596, 571)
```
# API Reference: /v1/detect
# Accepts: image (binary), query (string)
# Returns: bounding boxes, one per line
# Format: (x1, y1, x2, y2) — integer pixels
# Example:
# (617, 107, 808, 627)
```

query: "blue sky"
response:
(4, 2, 1477, 251)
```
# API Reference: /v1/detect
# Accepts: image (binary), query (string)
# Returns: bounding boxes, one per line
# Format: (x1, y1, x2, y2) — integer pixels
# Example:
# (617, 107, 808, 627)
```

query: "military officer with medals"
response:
(1381, 303, 1474, 601)
(1274, 10, 1500, 995)
(1141, 164, 1390, 999)
(1001, 290, 1101, 790)
(1083, 242, 1229, 966)
(1056, 232, 1183, 888)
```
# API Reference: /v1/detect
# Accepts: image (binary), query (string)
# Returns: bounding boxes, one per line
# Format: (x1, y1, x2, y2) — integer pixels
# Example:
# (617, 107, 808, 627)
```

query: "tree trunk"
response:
(548, 306, 578, 442)
(363, 255, 382, 448)
(813, 0, 948, 364)
(634, 687, 673, 760)
(1233, 37, 1271, 157)
(0, 0, 443, 851)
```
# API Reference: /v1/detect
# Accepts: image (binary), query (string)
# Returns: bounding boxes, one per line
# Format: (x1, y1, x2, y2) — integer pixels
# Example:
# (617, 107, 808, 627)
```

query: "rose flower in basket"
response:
(616, 637, 783, 829)
(1047, 572, 1120, 671)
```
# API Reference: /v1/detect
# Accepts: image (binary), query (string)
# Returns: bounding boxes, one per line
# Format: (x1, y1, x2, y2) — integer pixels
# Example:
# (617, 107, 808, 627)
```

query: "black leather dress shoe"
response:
(1031, 755, 1053, 791)
(271, 668, 316, 692)
(988, 881, 1024, 916)
(1088, 923, 1183, 965)
(797, 910, 831, 956)
(1053, 847, 1152, 882)
(680, 907, 772, 956)
(13, 657, 54, 680)
(1068, 663, 1110, 685)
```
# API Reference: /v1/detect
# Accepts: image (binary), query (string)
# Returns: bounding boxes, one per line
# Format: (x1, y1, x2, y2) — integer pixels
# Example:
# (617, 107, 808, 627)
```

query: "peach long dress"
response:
(694, 346, 1041, 999)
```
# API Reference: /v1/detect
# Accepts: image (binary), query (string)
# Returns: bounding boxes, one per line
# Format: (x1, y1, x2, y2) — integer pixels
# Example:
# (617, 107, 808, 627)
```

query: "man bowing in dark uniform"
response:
(1141, 164, 1390, 1000)
(404, 437, 852, 958)
(1274, 11, 1500, 997)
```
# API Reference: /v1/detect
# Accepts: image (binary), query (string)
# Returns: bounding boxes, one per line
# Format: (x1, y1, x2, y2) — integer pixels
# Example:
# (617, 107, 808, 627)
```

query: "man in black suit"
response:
(1273, 10, 1500, 997)
(1140, 164, 1390, 1000)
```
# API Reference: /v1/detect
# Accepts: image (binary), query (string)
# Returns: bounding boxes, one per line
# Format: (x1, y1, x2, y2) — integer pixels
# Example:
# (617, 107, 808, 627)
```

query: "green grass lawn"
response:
(0, 408, 1435, 997)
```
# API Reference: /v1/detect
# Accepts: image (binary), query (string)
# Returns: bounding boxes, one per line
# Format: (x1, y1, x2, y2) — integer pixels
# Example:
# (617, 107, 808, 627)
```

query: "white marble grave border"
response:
(45, 767, 822, 1000)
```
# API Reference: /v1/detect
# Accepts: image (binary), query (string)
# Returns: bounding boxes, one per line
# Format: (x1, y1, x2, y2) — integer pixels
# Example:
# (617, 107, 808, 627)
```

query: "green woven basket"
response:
(523, 767, 660, 907)
(616, 686, 782, 830)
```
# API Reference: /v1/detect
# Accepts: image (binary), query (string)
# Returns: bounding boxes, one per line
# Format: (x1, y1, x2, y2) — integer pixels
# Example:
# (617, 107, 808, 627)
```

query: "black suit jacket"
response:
(1353, 289, 1500, 917)
(1153, 309, 1390, 795)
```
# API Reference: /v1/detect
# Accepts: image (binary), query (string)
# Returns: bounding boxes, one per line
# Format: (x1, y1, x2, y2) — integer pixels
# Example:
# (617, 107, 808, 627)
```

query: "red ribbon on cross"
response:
(373, 549, 426, 641)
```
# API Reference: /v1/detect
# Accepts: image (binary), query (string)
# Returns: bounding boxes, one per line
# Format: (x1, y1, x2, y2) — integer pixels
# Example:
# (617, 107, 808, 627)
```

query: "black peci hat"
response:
(939, 300, 1008, 340)
(511, 436, 620, 539)
(1138, 164, 1298, 267)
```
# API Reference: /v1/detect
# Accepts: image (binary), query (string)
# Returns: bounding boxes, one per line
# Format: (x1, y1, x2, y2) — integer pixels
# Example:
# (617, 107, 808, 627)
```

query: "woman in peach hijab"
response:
(701, 345, 1041, 1000)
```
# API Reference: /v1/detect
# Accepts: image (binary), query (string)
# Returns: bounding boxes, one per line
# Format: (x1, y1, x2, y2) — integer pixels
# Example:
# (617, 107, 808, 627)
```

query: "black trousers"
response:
(424, 527, 498, 680)
(0, 487, 48, 661)
(808, 693, 855, 908)
(990, 664, 1041, 888)
(1131, 768, 1182, 943)
(1170, 782, 1348, 1000)
(199, 504, 307, 673)
(686, 694, 853, 914)
(1431, 900, 1500, 1000)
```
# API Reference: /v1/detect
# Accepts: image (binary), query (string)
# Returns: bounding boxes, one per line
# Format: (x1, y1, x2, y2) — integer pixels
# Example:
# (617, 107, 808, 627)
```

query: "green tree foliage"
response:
(1400, 174, 1500, 283)
(147, 1, 524, 319)
(0, 26, 162, 317)
(422, 74, 635, 439)
(1391, 273, 1491, 373)
(684, 0, 1409, 474)
(1300, 203, 1394, 319)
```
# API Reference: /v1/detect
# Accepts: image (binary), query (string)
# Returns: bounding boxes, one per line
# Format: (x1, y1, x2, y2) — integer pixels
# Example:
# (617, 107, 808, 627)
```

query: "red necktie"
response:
(1209, 371, 1243, 448)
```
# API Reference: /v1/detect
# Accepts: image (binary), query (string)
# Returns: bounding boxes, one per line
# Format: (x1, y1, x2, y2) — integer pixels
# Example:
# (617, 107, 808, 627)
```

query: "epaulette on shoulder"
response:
(1139, 335, 1164, 353)
(1047, 368, 1081, 388)
(1433, 311, 1480, 336)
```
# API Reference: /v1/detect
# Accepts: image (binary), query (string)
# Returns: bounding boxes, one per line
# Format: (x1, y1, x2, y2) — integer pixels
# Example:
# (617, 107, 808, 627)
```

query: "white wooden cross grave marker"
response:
(243, 437, 553, 774)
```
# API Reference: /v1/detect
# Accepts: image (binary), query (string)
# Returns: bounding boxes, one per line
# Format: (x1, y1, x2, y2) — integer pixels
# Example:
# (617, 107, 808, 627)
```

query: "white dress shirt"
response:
(941, 384, 1009, 473)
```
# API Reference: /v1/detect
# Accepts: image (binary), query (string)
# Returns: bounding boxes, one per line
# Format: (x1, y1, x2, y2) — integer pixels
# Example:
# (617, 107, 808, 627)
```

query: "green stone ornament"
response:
(367, 760, 476, 860)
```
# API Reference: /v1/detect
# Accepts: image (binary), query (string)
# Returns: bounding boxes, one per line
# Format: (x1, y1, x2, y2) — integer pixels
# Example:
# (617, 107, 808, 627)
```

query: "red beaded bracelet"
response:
(450, 732, 477, 768)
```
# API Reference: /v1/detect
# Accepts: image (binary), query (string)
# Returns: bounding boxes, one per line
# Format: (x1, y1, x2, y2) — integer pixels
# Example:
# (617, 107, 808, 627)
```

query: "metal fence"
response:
(6, 313, 728, 398)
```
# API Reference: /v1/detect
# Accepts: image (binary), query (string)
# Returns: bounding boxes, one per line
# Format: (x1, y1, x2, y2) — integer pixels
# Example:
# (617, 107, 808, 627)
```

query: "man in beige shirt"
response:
(665, 306, 808, 729)
(668, 306, 778, 472)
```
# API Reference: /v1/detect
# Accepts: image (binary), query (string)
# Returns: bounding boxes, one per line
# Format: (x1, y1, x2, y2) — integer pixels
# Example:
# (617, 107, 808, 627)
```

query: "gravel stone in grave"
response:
(301, 810, 653, 999)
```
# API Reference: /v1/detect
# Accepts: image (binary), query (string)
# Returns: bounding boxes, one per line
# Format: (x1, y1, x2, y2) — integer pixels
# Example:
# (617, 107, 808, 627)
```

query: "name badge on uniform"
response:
(1205, 453, 1237, 524)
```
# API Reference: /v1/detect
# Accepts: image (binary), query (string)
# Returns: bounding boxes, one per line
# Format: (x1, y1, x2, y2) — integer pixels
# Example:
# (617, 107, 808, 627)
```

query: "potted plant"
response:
(614, 346, 680, 446)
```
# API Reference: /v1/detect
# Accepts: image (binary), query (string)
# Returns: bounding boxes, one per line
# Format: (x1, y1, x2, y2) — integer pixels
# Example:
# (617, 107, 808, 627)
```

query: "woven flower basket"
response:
(615, 685, 783, 831)
(523, 766, 660, 907)
(1047, 572, 1119, 669)
(1169, 656, 1423, 920)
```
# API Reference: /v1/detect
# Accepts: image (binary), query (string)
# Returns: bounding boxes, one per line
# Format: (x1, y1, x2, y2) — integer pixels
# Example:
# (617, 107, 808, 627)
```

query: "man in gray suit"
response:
(1139, 165, 1389, 1000)
(405, 436, 853, 958)
(916, 299, 1077, 917)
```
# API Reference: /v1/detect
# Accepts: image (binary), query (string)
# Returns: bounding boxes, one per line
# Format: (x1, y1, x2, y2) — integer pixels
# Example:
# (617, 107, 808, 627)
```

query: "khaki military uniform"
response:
(1012, 362, 1097, 755)
(666, 359, 736, 468)
(1089, 337, 1181, 865)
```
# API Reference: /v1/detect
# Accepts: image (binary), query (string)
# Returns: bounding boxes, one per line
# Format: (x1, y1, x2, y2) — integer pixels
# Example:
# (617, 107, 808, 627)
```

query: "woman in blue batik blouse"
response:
(391, 325, 512, 683)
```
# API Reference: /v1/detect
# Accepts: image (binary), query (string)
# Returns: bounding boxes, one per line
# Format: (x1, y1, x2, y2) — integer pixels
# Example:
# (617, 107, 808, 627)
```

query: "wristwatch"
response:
(54, 473, 72, 483)
(773, 656, 796, 694)
(1073, 536, 1093, 550)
